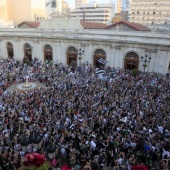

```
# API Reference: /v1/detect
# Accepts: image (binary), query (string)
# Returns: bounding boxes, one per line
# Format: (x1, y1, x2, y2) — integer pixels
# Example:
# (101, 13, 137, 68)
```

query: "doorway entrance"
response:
(124, 52, 139, 70)
(44, 45, 53, 63)
(24, 43, 32, 63)
(93, 49, 106, 68)
(67, 47, 78, 67)
(7, 42, 14, 59)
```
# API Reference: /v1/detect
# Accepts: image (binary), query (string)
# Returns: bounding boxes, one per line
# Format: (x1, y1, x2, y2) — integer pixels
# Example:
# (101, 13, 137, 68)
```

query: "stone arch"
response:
(24, 43, 32, 62)
(44, 44, 53, 62)
(124, 51, 139, 70)
(93, 48, 106, 68)
(7, 42, 14, 59)
(66, 46, 78, 67)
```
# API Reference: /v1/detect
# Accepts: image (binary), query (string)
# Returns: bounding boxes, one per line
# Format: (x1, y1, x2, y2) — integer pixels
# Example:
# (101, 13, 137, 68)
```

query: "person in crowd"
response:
(0, 58, 169, 170)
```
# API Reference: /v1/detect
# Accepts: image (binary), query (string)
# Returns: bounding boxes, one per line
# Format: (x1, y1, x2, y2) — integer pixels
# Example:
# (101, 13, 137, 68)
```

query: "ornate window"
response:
(44, 45, 52, 51)
(67, 47, 77, 53)
(125, 52, 139, 59)
(7, 42, 13, 48)
(94, 49, 106, 56)
(24, 43, 31, 49)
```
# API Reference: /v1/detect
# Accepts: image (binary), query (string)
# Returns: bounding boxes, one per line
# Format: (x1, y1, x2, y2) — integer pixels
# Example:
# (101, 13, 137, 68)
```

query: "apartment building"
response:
(71, 2, 115, 24)
(112, 0, 122, 14)
(129, 0, 170, 25)
(62, 0, 70, 14)
(0, 0, 48, 26)
(75, 0, 87, 7)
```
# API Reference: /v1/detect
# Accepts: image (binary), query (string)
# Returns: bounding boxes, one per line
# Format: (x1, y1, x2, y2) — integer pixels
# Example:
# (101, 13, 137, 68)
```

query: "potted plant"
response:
(20, 153, 50, 170)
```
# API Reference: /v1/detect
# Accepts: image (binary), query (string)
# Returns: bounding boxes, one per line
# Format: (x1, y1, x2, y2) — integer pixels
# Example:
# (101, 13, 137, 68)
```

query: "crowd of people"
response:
(0, 58, 169, 170)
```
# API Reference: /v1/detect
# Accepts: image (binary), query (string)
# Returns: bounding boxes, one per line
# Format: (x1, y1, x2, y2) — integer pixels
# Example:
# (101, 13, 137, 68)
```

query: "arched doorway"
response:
(67, 47, 77, 67)
(44, 45, 53, 63)
(24, 43, 32, 62)
(93, 49, 106, 68)
(124, 52, 139, 70)
(7, 42, 14, 59)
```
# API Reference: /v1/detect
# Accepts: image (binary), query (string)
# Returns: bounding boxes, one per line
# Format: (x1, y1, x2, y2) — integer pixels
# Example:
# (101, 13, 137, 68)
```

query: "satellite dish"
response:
(46, 0, 57, 15)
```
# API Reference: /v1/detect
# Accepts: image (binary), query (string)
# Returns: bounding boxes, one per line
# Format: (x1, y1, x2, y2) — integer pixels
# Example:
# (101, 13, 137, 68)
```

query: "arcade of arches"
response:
(5, 42, 140, 71)
(67, 48, 108, 68)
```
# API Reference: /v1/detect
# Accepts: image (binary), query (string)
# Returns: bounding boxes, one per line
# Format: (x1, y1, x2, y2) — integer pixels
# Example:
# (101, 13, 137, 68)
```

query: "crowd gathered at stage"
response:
(0, 58, 169, 170)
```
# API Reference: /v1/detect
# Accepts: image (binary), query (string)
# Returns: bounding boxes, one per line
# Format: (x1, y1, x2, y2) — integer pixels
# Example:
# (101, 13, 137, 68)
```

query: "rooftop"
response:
(18, 21, 40, 28)
(105, 21, 151, 31)
(80, 21, 107, 29)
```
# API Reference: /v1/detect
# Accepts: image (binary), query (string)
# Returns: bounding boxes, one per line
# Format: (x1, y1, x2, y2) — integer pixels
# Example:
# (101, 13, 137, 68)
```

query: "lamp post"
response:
(141, 54, 151, 72)
(20, 136, 30, 152)
(46, 144, 56, 159)
(77, 48, 84, 66)
(28, 46, 33, 55)
(28, 46, 33, 64)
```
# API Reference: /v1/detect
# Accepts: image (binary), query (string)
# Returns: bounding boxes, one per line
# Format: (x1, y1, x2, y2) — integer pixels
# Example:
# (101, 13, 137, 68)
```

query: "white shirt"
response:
(117, 158, 123, 165)
(90, 140, 96, 151)
(158, 126, 163, 134)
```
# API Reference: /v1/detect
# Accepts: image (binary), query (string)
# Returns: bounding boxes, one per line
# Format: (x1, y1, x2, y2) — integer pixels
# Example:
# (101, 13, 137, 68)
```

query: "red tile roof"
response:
(18, 21, 40, 28)
(105, 20, 151, 31)
(80, 21, 107, 29)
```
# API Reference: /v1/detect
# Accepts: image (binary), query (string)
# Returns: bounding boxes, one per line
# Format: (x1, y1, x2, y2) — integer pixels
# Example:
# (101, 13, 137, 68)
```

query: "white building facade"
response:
(0, 28, 170, 74)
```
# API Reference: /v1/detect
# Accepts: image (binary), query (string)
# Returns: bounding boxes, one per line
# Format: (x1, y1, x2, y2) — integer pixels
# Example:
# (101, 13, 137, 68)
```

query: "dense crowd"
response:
(0, 58, 170, 170)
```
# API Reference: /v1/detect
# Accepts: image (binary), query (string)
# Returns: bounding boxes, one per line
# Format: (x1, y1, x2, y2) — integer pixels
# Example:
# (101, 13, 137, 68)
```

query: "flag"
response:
(96, 69, 105, 75)
(120, 117, 127, 123)
(98, 58, 108, 65)
(98, 74, 107, 81)
(71, 78, 79, 84)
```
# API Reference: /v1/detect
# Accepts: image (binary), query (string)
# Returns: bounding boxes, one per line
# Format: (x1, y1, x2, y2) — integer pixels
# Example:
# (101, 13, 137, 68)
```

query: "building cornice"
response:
(0, 29, 170, 48)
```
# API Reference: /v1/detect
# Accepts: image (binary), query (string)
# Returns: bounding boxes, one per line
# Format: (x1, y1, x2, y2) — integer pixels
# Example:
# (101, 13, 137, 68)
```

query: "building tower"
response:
(110, 0, 122, 14)
(117, 0, 122, 14)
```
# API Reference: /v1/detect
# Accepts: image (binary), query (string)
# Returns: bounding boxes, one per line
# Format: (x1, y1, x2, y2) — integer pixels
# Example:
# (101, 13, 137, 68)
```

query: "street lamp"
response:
(77, 48, 84, 66)
(46, 144, 56, 159)
(31, 134, 42, 150)
(28, 46, 33, 55)
(20, 136, 30, 152)
(141, 54, 151, 72)
(27, 46, 33, 64)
